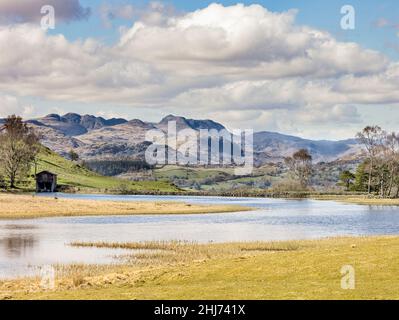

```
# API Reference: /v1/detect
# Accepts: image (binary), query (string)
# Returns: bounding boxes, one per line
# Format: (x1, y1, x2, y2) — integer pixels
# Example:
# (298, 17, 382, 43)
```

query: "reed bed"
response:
(70, 240, 195, 251)
(70, 240, 301, 267)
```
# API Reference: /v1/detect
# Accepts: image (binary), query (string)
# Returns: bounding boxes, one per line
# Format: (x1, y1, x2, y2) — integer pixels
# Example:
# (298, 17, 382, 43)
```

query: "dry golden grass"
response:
(5, 237, 399, 300)
(0, 237, 399, 299)
(0, 194, 251, 219)
(0, 239, 303, 299)
(313, 195, 399, 206)
(70, 240, 194, 251)
(69, 240, 299, 267)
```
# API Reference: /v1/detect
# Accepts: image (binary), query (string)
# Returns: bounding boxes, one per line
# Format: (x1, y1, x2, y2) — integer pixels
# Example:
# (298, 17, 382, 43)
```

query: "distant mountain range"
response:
(1, 113, 362, 164)
(253, 131, 360, 163)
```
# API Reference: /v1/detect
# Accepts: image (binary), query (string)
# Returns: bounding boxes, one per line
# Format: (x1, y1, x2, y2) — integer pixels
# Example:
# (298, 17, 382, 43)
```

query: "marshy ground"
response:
(1, 236, 399, 300)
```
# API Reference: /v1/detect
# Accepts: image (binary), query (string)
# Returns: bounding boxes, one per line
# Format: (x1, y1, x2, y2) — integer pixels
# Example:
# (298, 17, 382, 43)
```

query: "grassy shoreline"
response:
(312, 195, 399, 206)
(1, 236, 399, 300)
(0, 194, 251, 219)
(1, 192, 398, 220)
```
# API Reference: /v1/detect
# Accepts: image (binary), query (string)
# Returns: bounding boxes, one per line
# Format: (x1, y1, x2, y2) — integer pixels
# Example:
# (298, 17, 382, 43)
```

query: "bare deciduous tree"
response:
(382, 132, 399, 197)
(355, 127, 399, 198)
(356, 126, 384, 194)
(284, 149, 313, 189)
(0, 115, 40, 188)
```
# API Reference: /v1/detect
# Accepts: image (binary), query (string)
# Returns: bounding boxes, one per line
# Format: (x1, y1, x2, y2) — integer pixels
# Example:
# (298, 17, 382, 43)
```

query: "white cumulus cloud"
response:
(0, 3, 397, 133)
(0, 94, 35, 118)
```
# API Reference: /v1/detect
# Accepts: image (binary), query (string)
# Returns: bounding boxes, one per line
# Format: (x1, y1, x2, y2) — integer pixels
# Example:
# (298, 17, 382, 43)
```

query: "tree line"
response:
(284, 125, 399, 198)
(349, 126, 399, 197)
(83, 159, 154, 176)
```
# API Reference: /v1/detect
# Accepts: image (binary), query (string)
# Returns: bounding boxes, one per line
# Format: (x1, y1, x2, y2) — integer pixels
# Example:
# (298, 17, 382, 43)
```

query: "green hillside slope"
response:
(25, 147, 179, 193)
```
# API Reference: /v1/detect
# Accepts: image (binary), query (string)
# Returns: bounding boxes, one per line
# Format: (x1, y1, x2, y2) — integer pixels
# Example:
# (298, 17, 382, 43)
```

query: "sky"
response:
(0, 0, 399, 140)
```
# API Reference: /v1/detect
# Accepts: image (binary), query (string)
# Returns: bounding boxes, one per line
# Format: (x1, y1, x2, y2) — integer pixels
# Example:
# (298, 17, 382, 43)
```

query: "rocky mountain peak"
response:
(62, 113, 82, 124)
(24, 112, 361, 163)
(158, 114, 225, 131)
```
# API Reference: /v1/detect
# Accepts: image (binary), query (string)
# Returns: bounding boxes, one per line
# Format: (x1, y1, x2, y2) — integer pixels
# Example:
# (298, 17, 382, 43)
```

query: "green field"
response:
(154, 165, 281, 192)
(154, 165, 236, 180)
(19, 147, 180, 193)
(153, 162, 361, 194)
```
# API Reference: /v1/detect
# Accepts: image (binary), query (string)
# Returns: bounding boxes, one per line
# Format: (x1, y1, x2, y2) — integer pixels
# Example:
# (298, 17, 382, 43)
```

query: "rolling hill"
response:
(253, 131, 361, 164)
(22, 146, 180, 193)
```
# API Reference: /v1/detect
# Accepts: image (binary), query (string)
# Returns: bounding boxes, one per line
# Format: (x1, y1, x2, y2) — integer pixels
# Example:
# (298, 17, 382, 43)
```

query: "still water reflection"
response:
(1, 194, 399, 279)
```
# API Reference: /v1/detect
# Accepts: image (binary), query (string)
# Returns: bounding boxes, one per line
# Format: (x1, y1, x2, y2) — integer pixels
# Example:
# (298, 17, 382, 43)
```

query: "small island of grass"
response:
(0, 194, 251, 219)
